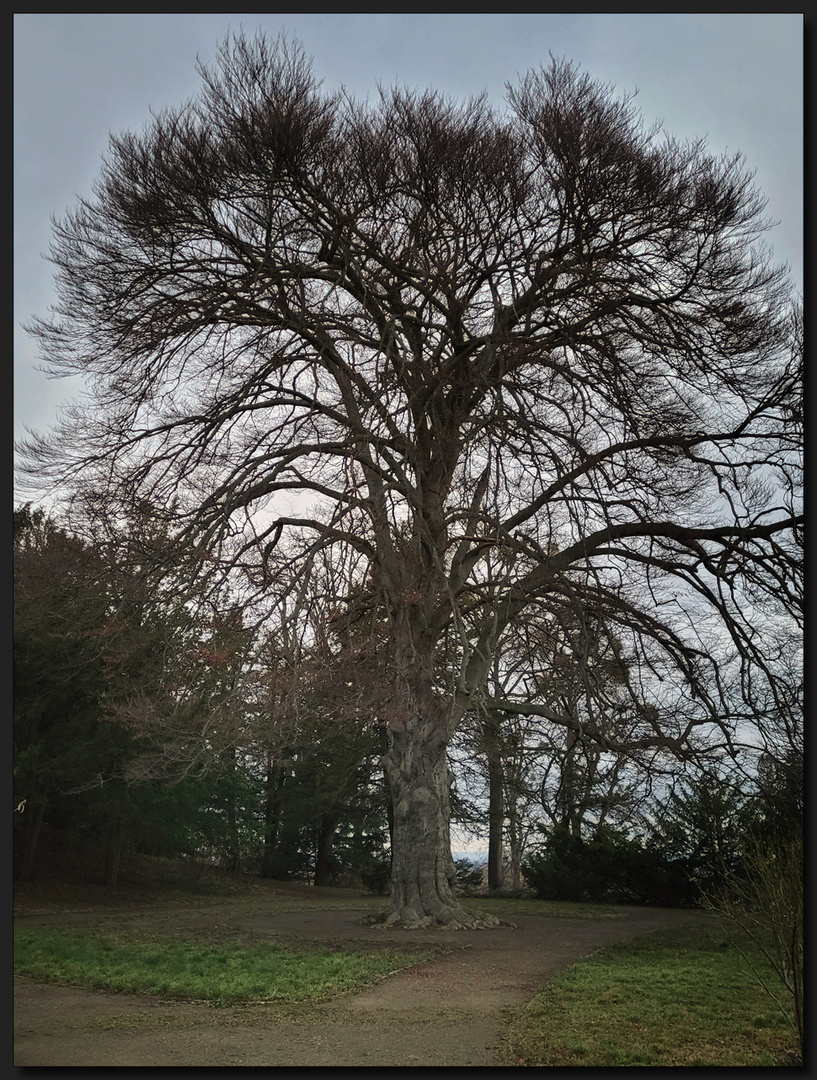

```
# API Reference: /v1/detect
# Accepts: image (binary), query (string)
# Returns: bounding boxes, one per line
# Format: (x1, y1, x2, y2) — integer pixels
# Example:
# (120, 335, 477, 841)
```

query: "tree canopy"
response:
(18, 33, 802, 926)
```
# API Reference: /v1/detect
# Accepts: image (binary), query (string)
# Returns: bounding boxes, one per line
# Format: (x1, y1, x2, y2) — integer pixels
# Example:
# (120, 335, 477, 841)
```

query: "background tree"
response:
(18, 33, 802, 926)
(748, 748, 803, 849)
(457, 596, 676, 891)
(644, 767, 748, 893)
(247, 552, 394, 886)
(13, 503, 262, 885)
(14, 505, 115, 879)
(256, 716, 389, 887)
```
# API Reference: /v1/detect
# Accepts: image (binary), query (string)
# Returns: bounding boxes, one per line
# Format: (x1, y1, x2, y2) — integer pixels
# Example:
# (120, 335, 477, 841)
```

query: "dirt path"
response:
(14, 898, 706, 1067)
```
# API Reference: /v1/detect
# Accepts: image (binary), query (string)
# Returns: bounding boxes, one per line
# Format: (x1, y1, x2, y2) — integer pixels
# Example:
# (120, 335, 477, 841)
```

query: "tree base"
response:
(363, 905, 515, 930)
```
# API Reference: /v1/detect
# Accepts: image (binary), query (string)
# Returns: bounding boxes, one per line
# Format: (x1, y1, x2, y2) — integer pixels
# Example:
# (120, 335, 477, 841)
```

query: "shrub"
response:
(522, 825, 697, 907)
(704, 832, 803, 1061)
(353, 853, 392, 895)
(454, 858, 485, 892)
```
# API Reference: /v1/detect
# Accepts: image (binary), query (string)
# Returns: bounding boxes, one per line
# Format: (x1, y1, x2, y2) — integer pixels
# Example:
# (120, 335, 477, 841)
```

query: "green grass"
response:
(13, 926, 441, 1006)
(500, 922, 799, 1067)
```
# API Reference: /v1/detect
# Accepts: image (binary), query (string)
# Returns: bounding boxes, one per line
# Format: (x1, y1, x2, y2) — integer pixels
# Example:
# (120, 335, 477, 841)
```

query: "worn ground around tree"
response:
(14, 878, 708, 1068)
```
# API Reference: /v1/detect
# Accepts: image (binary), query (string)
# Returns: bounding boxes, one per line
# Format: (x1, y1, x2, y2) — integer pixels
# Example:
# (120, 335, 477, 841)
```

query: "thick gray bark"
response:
(380, 709, 500, 928)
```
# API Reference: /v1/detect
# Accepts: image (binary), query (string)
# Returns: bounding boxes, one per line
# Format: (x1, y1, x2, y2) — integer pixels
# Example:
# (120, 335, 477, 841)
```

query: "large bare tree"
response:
(19, 34, 802, 926)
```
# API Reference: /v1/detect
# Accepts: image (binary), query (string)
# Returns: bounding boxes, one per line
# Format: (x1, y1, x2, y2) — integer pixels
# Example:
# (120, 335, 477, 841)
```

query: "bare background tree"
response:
(18, 33, 801, 927)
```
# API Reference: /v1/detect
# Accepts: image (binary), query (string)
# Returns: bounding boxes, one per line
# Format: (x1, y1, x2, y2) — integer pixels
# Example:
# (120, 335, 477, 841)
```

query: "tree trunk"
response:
(381, 710, 500, 928)
(488, 766, 505, 891)
(558, 728, 584, 837)
(261, 753, 286, 879)
(484, 713, 505, 891)
(314, 814, 339, 887)
(18, 798, 47, 882)
(105, 823, 124, 888)
(224, 746, 242, 872)
(508, 814, 524, 892)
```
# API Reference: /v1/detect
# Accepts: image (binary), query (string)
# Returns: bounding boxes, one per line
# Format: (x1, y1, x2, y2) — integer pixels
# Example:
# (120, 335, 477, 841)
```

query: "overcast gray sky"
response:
(14, 13, 804, 452)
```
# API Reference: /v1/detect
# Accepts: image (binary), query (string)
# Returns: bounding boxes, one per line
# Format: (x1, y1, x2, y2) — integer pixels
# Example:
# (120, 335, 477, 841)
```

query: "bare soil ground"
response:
(14, 873, 707, 1068)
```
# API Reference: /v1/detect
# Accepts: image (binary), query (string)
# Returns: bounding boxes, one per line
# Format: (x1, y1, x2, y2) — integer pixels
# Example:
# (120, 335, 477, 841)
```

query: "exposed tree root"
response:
(363, 906, 516, 930)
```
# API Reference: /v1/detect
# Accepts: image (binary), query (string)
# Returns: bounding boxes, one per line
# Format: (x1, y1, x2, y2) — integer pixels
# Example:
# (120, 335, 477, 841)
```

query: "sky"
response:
(14, 12, 803, 455)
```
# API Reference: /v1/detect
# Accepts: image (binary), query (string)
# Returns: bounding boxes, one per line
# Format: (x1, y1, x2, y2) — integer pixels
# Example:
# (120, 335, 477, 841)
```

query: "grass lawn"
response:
(14, 861, 801, 1067)
(13, 925, 444, 1007)
(499, 920, 800, 1067)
